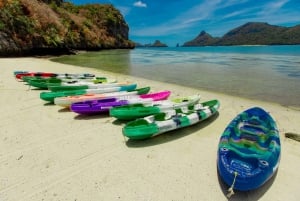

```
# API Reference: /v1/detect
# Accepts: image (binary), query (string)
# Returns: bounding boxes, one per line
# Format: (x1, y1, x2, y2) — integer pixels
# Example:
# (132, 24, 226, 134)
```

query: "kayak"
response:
(110, 94, 201, 120)
(56, 89, 170, 108)
(48, 81, 135, 92)
(21, 73, 97, 81)
(14, 71, 95, 77)
(217, 107, 281, 196)
(122, 99, 220, 140)
(70, 90, 172, 114)
(40, 86, 150, 103)
(27, 77, 117, 89)
(15, 72, 95, 80)
(13, 70, 28, 75)
(15, 72, 57, 80)
(26, 77, 63, 89)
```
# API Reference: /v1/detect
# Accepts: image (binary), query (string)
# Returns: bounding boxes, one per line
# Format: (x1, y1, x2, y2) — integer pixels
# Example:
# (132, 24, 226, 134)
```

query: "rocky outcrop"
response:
(150, 40, 168, 47)
(0, 0, 135, 57)
(137, 40, 168, 47)
(183, 31, 219, 46)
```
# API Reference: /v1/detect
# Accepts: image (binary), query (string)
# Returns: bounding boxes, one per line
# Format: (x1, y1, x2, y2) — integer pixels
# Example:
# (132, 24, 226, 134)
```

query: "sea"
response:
(51, 45, 300, 108)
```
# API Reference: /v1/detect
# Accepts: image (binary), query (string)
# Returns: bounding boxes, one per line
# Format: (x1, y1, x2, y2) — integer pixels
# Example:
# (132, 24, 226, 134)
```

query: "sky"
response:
(69, 0, 300, 46)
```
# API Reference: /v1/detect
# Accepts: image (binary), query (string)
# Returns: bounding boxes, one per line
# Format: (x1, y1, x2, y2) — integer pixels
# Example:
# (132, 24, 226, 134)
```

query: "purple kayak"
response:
(70, 90, 171, 115)
(70, 98, 128, 114)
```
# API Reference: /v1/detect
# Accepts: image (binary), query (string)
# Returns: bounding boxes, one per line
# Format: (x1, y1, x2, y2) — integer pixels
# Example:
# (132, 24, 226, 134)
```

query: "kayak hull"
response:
(110, 95, 201, 120)
(217, 107, 281, 191)
(70, 90, 171, 114)
(40, 87, 150, 103)
(71, 98, 129, 114)
(123, 99, 220, 140)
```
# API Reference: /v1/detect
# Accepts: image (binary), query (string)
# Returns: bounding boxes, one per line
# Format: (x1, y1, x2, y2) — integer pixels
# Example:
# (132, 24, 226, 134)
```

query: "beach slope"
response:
(0, 58, 300, 201)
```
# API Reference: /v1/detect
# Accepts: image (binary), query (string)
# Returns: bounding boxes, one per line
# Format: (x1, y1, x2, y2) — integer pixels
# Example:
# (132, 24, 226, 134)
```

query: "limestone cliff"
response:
(0, 0, 135, 57)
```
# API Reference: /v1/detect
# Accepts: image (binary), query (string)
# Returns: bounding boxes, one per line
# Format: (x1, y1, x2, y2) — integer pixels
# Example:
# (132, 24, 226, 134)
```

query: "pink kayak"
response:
(70, 90, 171, 114)
(55, 90, 171, 107)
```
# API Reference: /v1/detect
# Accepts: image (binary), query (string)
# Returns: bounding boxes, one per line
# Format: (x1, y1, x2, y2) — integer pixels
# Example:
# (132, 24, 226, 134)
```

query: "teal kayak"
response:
(123, 99, 220, 140)
(40, 89, 87, 102)
(48, 81, 130, 92)
(40, 87, 150, 103)
(110, 94, 201, 120)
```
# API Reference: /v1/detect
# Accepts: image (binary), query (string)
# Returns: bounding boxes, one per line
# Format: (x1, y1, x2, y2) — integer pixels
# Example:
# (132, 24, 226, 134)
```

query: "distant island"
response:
(182, 22, 300, 46)
(135, 40, 168, 47)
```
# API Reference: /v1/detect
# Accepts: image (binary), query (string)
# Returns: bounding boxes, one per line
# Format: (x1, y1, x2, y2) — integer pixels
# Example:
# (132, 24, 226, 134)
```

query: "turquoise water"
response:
(51, 45, 300, 108)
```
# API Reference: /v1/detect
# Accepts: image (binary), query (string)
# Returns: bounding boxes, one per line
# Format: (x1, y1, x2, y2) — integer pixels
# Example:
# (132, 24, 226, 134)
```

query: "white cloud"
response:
(222, 7, 258, 19)
(260, 0, 290, 15)
(117, 6, 131, 17)
(133, 1, 147, 8)
(268, 0, 290, 10)
(162, 0, 222, 27)
(219, 0, 249, 8)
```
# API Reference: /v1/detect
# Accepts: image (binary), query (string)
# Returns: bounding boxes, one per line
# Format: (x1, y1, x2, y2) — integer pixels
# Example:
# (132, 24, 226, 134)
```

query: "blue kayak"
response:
(217, 107, 280, 195)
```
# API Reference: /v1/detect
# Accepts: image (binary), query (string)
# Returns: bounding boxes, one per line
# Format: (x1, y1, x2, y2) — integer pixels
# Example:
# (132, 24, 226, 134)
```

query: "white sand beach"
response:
(0, 57, 300, 201)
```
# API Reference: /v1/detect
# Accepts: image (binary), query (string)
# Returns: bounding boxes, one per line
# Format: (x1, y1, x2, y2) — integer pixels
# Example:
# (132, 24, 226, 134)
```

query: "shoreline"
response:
(50, 47, 300, 109)
(1, 57, 300, 201)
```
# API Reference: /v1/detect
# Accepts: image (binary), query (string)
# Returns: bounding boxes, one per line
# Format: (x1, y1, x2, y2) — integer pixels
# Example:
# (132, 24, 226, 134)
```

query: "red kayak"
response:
(15, 72, 57, 80)
(15, 72, 95, 80)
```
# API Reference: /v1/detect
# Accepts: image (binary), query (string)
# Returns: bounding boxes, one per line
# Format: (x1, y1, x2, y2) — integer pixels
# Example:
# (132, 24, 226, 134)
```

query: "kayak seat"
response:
(228, 122, 273, 156)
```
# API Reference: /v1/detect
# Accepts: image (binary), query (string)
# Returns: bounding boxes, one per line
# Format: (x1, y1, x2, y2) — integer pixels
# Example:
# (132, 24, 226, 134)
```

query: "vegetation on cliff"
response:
(183, 22, 300, 46)
(0, 0, 134, 56)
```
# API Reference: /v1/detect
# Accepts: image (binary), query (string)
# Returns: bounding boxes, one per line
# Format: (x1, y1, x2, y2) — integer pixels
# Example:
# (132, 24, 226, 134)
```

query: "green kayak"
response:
(123, 99, 220, 140)
(110, 94, 201, 120)
(27, 77, 63, 89)
(28, 77, 115, 89)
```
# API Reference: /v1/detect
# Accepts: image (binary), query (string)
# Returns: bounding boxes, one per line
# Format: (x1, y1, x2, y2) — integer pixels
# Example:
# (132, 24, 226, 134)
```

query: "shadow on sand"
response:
(57, 107, 71, 112)
(43, 102, 55, 106)
(73, 112, 111, 120)
(217, 168, 278, 200)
